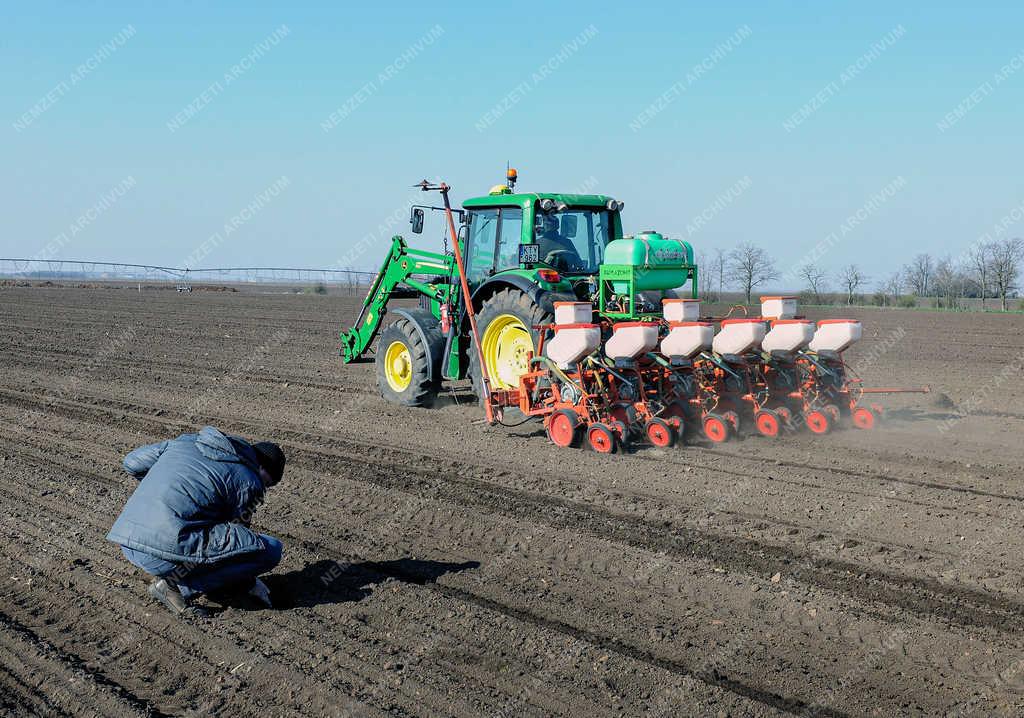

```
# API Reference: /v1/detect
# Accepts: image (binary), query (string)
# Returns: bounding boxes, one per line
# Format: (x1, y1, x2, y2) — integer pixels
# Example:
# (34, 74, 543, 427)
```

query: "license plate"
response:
(519, 244, 540, 264)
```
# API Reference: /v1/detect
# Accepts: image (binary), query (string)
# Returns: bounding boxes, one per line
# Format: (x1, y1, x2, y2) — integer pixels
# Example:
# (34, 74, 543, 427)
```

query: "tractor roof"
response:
(462, 192, 612, 209)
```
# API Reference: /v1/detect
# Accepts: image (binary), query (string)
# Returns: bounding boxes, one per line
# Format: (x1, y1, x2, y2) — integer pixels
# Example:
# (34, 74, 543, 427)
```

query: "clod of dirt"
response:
(930, 392, 956, 409)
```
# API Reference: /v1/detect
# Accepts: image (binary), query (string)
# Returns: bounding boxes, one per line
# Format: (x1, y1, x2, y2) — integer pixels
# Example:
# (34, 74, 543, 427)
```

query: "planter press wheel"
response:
(547, 409, 582, 448)
(754, 410, 781, 438)
(644, 417, 676, 448)
(587, 423, 617, 454)
(703, 414, 731, 443)
(805, 410, 832, 435)
(852, 406, 877, 430)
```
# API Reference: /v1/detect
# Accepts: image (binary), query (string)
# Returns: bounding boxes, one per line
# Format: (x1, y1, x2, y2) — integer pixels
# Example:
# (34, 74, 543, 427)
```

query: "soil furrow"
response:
(0, 608, 163, 718)
(3, 385, 1022, 634)
(2, 343, 368, 395)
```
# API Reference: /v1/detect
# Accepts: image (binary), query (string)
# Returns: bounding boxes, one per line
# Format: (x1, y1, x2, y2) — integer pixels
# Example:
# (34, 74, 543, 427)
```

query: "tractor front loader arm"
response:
(340, 235, 455, 363)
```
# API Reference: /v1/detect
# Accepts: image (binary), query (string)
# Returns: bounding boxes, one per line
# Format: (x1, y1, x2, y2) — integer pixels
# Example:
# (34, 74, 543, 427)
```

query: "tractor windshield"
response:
(534, 209, 611, 274)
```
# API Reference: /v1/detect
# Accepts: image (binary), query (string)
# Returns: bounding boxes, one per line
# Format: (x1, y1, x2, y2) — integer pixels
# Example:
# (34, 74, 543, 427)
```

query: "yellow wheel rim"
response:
(481, 313, 534, 390)
(383, 340, 413, 392)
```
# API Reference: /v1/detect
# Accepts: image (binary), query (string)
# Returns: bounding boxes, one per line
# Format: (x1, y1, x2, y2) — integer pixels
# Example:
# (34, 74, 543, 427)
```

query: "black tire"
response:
(375, 318, 439, 407)
(468, 288, 553, 404)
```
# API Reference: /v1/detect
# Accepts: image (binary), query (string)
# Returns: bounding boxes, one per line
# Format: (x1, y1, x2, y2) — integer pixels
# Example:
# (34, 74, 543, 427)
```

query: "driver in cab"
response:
(535, 214, 584, 272)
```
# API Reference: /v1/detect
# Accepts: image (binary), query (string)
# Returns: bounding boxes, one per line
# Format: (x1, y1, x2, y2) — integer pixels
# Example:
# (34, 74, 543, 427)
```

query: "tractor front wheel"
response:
(375, 318, 439, 407)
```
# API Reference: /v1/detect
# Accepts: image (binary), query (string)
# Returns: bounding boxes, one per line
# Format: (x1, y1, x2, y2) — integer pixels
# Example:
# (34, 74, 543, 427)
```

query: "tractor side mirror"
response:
(410, 208, 425, 234)
(560, 214, 578, 237)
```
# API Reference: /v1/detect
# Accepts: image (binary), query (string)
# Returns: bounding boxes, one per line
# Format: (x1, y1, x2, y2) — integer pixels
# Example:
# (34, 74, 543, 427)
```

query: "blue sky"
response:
(3, 1, 1022, 286)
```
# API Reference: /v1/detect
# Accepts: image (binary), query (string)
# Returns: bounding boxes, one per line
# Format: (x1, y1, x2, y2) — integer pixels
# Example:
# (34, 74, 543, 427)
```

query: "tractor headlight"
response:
(539, 198, 555, 212)
(606, 199, 625, 211)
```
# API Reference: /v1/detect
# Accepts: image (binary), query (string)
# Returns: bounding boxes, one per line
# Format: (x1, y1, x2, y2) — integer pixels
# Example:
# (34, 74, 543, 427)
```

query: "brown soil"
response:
(2, 287, 1023, 717)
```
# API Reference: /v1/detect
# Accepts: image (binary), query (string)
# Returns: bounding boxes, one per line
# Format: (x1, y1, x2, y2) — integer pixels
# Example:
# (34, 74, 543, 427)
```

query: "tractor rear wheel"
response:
(375, 318, 440, 407)
(470, 288, 552, 402)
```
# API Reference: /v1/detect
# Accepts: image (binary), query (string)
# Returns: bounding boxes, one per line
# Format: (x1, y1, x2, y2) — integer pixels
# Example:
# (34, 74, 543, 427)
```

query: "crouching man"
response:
(107, 426, 286, 617)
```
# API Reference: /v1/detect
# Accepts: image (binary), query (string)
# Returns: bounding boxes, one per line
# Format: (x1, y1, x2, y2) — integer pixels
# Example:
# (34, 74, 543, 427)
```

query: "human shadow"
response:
(261, 557, 480, 609)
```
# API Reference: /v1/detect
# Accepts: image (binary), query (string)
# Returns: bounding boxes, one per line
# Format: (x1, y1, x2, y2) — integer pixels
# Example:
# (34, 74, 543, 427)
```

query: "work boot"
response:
(148, 578, 209, 618)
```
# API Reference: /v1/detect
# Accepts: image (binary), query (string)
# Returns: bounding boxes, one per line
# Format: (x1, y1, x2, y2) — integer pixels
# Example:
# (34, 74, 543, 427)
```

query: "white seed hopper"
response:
(662, 298, 702, 322)
(760, 296, 798, 320)
(605, 322, 659, 360)
(762, 319, 816, 353)
(545, 323, 601, 369)
(553, 301, 593, 325)
(808, 320, 862, 353)
(661, 322, 714, 360)
(712, 318, 767, 355)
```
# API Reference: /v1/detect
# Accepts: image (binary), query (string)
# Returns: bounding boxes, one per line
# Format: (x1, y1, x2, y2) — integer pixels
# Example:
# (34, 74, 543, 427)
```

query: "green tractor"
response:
(340, 171, 698, 410)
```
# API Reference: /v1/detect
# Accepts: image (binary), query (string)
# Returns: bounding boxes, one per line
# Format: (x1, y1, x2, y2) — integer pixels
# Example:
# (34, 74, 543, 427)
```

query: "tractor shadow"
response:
(262, 558, 480, 609)
(879, 407, 962, 423)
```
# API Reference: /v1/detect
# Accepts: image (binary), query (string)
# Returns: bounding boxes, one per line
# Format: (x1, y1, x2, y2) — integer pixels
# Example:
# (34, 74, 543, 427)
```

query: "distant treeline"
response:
(695, 238, 1024, 312)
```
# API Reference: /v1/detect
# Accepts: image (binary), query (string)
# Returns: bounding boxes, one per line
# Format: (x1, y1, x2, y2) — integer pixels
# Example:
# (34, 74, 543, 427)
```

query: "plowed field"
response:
(2, 287, 1023, 717)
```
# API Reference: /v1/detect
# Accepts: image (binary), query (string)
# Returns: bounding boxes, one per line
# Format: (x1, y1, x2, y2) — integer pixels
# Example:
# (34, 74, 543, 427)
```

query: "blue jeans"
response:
(121, 534, 282, 600)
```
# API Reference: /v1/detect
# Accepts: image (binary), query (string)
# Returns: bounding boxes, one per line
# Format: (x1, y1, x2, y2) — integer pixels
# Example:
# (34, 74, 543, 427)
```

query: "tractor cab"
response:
(460, 190, 624, 288)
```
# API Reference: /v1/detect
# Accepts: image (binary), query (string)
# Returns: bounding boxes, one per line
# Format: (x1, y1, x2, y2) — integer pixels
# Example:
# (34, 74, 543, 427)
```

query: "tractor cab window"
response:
(534, 209, 610, 274)
(495, 208, 523, 271)
(466, 207, 523, 283)
(466, 209, 498, 283)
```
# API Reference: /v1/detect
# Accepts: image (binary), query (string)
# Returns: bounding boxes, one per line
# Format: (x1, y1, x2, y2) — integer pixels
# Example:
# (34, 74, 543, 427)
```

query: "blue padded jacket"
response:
(106, 427, 268, 563)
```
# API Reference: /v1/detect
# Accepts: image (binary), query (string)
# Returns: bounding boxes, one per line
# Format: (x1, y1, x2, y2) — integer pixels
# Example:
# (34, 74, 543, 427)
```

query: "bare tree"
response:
(967, 242, 992, 309)
(933, 257, 967, 310)
(799, 263, 829, 304)
(990, 237, 1024, 311)
(838, 264, 866, 305)
(904, 253, 933, 297)
(883, 270, 904, 303)
(874, 276, 893, 307)
(708, 247, 727, 302)
(727, 243, 778, 304)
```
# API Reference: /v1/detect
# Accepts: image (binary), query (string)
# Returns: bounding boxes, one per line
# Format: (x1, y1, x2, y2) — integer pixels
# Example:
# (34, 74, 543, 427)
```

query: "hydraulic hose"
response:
(530, 356, 584, 396)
